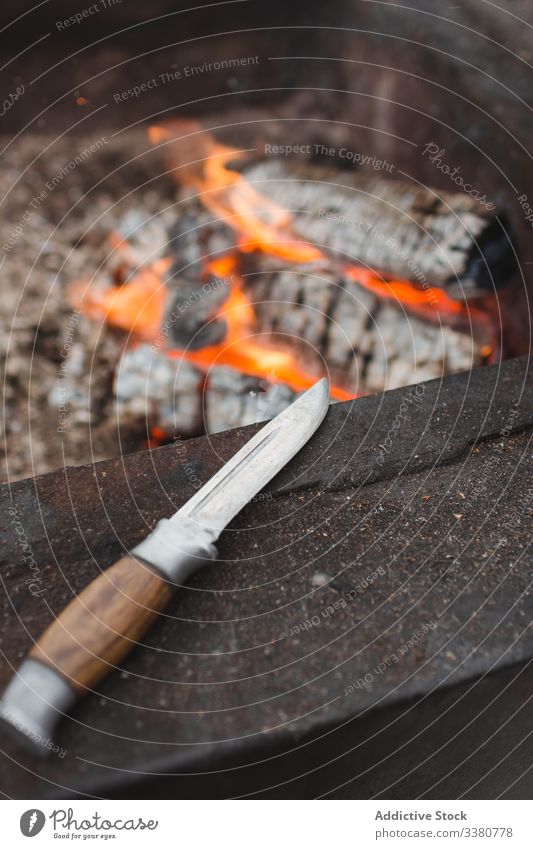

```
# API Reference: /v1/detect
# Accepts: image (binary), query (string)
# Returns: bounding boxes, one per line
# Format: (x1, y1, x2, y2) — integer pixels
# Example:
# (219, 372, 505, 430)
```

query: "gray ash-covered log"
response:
(202, 367, 296, 433)
(242, 263, 491, 393)
(239, 159, 517, 299)
(114, 345, 202, 436)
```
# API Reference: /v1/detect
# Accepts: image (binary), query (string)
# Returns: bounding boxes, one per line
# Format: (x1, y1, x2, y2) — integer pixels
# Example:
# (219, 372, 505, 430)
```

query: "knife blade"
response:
(0, 377, 329, 756)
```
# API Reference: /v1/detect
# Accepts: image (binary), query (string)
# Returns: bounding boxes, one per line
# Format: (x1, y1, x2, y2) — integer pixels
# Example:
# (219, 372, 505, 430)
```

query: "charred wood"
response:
(164, 199, 235, 349)
(163, 277, 229, 350)
(241, 160, 517, 299)
(166, 198, 236, 283)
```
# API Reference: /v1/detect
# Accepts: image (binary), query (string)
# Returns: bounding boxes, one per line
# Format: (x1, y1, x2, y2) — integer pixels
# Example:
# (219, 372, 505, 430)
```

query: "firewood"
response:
(163, 276, 229, 350)
(164, 199, 234, 349)
(114, 344, 203, 436)
(240, 160, 517, 298)
(243, 265, 490, 394)
(112, 346, 297, 438)
(166, 198, 236, 282)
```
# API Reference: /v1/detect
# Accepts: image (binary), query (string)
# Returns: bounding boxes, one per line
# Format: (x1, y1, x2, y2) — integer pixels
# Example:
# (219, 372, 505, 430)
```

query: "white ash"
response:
(116, 207, 174, 268)
(0, 130, 176, 479)
(47, 316, 125, 427)
(114, 345, 202, 437)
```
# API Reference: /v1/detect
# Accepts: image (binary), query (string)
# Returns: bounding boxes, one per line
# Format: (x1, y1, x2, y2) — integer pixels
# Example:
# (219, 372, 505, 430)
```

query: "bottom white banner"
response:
(2, 799, 530, 847)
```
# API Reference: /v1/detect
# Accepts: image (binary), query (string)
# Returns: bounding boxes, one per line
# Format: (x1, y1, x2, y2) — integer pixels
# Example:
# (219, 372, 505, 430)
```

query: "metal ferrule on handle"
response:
(131, 512, 219, 584)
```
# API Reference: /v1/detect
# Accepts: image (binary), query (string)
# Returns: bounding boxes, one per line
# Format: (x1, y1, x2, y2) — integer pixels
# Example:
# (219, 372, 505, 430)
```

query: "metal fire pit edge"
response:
(0, 357, 531, 798)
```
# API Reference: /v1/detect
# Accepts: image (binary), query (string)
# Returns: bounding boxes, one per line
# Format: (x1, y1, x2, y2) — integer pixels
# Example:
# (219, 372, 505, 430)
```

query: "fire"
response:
(149, 121, 321, 263)
(72, 119, 490, 432)
(71, 246, 352, 401)
(198, 147, 322, 263)
(70, 256, 170, 341)
(149, 120, 477, 321)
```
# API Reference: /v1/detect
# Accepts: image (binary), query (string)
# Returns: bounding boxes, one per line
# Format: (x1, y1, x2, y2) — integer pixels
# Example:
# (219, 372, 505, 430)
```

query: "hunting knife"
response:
(0, 378, 329, 756)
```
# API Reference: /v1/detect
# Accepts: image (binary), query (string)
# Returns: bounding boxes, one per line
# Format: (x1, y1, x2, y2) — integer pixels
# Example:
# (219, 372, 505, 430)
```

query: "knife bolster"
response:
(131, 514, 218, 584)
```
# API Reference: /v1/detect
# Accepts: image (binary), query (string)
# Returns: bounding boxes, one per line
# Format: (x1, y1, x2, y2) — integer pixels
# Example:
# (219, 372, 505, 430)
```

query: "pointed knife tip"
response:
(301, 376, 330, 421)
(308, 376, 330, 403)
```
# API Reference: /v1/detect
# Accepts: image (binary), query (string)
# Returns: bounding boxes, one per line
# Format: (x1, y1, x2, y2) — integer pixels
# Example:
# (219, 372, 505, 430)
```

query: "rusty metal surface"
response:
(0, 357, 531, 798)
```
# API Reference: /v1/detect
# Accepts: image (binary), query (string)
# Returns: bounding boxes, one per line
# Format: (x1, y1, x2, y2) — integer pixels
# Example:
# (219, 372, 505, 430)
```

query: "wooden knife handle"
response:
(30, 556, 173, 693)
(0, 516, 217, 756)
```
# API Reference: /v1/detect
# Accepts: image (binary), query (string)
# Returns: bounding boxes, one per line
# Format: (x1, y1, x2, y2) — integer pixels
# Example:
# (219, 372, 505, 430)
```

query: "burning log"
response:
(153, 122, 516, 297)
(237, 159, 517, 299)
(203, 367, 296, 433)
(159, 194, 492, 396)
(163, 203, 235, 350)
(112, 345, 297, 437)
(162, 198, 255, 352)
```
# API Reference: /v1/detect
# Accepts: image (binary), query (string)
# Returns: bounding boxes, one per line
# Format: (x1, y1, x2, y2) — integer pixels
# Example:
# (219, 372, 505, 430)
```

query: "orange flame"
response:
(173, 259, 353, 400)
(70, 257, 170, 341)
(343, 266, 466, 322)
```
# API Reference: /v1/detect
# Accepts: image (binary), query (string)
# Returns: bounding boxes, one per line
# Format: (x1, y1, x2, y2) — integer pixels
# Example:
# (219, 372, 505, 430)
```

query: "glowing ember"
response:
(143, 425, 169, 449)
(70, 257, 170, 341)
(343, 266, 467, 323)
